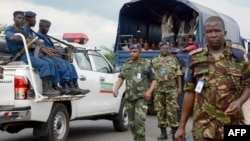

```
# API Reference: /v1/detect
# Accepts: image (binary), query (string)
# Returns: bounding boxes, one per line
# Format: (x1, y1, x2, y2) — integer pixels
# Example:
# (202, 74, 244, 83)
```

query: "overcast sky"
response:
(1, 0, 250, 48)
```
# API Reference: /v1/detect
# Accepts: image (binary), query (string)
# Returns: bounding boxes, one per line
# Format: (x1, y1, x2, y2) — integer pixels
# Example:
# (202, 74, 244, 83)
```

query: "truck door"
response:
(88, 51, 117, 111)
(73, 51, 101, 116)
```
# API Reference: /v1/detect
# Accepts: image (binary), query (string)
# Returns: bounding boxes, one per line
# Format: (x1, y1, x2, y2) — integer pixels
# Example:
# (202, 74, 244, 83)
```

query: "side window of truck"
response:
(89, 51, 112, 73)
(74, 52, 92, 70)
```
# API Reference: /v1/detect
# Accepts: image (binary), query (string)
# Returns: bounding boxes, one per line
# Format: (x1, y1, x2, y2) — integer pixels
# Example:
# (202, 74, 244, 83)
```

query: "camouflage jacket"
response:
(118, 58, 156, 101)
(184, 42, 250, 140)
(152, 55, 182, 92)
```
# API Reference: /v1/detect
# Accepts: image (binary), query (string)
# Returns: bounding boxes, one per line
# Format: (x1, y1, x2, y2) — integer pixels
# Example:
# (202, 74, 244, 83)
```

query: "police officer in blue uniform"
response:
(37, 19, 90, 94)
(5, 11, 60, 97)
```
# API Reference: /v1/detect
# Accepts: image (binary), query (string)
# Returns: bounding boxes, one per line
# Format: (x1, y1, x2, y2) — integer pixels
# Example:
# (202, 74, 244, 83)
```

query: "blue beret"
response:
(39, 19, 51, 26)
(13, 11, 24, 17)
(159, 41, 169, 47)
(130, 43, 142, 50)
(24, 11, 36, 18)
(170, 47, 180, 53)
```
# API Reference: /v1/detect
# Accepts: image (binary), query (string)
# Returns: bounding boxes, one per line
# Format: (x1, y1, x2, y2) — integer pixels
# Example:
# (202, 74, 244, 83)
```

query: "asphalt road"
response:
(0, 115, 193, 141)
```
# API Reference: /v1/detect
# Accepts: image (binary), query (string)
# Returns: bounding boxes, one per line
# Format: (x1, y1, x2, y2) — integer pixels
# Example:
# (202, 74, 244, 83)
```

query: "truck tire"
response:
(113, 98, 129, 131)
(44, 103, 69, 141)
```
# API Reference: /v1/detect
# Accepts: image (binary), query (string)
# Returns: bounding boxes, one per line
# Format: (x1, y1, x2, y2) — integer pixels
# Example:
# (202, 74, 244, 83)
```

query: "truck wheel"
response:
(113, 98, 129, 131)
(45, 103, 69, 141)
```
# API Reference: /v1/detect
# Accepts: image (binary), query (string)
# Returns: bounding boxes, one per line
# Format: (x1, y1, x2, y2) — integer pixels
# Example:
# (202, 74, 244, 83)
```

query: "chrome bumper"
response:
(0, 106, 31, 124)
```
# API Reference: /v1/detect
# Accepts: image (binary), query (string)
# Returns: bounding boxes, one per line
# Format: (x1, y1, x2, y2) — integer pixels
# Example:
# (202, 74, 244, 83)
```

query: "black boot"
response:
(61, 83, 74, 95)
(157, 127, 167, 140)
(172, 127, 178, 140)
(42, 77, 60, 97)
(73, 82, 90, 95)
(68, 81, 81, 95)
(53, 84, 70, 95)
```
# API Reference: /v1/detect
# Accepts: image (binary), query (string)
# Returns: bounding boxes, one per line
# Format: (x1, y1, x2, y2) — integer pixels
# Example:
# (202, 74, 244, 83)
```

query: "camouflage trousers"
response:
(154, 90, 179, 128)
(126, 98, 148, 141)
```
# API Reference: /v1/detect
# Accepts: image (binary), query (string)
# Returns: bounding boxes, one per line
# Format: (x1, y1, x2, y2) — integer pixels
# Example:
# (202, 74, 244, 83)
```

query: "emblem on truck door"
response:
(100, 82, 114, 94)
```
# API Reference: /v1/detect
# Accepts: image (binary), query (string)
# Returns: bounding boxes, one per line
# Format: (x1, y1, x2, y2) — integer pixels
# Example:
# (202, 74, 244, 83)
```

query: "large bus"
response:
(114, 0, 249, 66)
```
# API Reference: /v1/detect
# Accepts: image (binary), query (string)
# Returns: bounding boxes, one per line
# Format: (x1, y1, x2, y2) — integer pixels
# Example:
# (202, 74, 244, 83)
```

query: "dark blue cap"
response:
(39, 19, 51, 26)
(13, 11, 24, 17)
(24, 11, 36, 18)
(130, 43, 142, 50)
(170, 47, 180, 53)
(159, 41, 169, 47)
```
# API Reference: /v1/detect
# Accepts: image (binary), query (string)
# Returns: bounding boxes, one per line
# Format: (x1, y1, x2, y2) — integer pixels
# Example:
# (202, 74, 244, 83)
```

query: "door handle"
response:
(79, 75, 86, 81)
(99, 76, 105, 81)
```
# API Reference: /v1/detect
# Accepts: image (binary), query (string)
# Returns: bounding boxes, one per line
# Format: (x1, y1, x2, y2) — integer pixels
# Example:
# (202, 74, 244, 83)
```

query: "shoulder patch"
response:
(231, 43, 246, 53)
(188, 48, 203, 56)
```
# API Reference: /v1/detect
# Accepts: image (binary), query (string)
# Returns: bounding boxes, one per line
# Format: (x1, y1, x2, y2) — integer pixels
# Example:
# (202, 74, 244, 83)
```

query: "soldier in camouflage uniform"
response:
(152, 42, 182, 140)
(113, 43, 157, 141)
(175, 16, 250, 141)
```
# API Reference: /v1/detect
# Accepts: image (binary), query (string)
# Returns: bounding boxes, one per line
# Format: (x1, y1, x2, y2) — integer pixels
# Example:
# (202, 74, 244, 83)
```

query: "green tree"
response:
(0, 24, 7, 33)
(100, 46, 115, 66)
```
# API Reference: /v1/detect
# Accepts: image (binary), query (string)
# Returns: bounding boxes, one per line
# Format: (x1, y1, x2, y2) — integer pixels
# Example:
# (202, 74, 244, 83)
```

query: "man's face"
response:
(14, 14, 25, 26)
(130, 49, 141, 60)
(203, 21, 226, 49)
(160, 45, 169, 56)
(40, 24, 50, 34)
(26, 17, 36, 27)
(30, 17, 36, 27)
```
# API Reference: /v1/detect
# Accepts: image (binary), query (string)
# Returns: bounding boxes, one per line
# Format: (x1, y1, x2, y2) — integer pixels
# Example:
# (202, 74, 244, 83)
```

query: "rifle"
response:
(0, 37, 39, 65)
(30, 29, 74, 62)
(11, 37, 39, 61)
(46, 34, 74, 63)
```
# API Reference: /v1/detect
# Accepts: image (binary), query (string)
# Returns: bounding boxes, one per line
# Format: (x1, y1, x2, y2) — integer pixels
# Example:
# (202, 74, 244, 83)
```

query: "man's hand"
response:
(49, 48, 57, 53)
(113, 90, 118, 97)
(40, 47, 55, 57)
(143, 91, 152, 101)
(224, 100, 241, 116)
(174, 127, 186, 141)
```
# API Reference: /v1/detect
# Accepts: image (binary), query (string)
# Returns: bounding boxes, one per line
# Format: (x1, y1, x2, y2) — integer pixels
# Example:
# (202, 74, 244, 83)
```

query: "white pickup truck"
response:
(0, 34, 128, 141)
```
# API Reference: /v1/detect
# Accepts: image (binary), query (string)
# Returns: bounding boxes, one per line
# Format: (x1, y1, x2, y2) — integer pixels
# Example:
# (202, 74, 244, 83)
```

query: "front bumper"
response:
(0, 106, 31, 124)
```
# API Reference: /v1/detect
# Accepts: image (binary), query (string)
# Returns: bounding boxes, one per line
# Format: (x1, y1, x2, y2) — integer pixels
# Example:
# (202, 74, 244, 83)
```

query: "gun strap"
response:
(13, 24, 29, 38)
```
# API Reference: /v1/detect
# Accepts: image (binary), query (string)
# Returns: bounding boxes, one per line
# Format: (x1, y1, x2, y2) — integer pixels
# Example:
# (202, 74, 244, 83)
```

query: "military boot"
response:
(67, 81, 81, 95)
(42, 77, 60, 97)
(61, 82, 76, 95)
(157, 127, 167, 140)
(73, 82, 90, 95)
(53, 84, 70, 95)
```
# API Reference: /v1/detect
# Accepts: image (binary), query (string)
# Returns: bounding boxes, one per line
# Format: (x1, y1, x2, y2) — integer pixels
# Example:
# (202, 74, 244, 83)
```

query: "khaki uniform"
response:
(184, 42, 250, 140)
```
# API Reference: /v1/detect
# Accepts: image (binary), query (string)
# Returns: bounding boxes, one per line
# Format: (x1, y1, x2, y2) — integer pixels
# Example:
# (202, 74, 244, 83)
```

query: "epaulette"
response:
(230, 43, 247, 62)
(124, 58, 132, 63)
(231, 43, 246, 53)
(143, 58, 151, 63)
(188, 48, 203, 56)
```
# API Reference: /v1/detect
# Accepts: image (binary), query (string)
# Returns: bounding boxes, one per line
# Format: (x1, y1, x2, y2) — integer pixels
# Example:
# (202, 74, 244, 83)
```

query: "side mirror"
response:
(114, 65, 122, 73)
